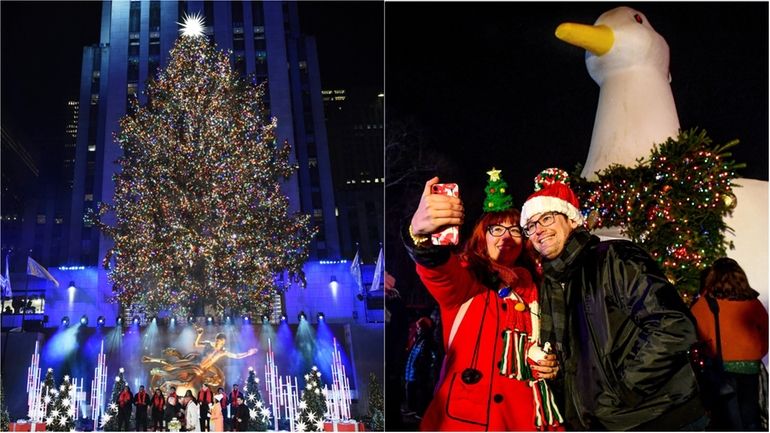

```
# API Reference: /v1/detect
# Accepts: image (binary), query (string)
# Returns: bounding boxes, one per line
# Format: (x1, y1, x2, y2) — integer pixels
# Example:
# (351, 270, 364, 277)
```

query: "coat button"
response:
(501, 303, 507, 311)
(493, 394, 504, 403)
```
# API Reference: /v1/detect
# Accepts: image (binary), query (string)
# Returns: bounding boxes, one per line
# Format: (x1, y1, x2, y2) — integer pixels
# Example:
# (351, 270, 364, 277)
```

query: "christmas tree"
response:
(101, 367, 127, 431)
(0, 374, 9, 432)
(87, 15, 316, 317)
(483, 168, 513, 212)
(244, 366, 269, 431)
(47, 375, 75, 431)
(365, 373, 384, 431)
(296, 366, 328, 432)
(572, 128, 743, 302)
(40, 368, 57, 422)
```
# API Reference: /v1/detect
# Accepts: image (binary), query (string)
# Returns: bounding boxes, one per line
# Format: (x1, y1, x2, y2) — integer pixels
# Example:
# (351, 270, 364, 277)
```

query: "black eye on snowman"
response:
(634, 13, 644, 24)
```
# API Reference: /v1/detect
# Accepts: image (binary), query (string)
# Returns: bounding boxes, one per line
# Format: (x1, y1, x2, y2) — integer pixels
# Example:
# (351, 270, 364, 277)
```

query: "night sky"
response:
(386, 2, 768, 217)
(0, 1, 383, 160)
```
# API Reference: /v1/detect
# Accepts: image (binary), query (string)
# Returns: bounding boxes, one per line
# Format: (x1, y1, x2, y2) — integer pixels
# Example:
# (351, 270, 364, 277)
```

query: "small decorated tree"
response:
(296, 366, 328, 432)
(365, 373, 384, 431)
(244, 367, 269, 431)
(483, 168, 513, 212)
(40, 368, 57, 422)
(47, 375, 75, 431)
(101, 367, 126, 431)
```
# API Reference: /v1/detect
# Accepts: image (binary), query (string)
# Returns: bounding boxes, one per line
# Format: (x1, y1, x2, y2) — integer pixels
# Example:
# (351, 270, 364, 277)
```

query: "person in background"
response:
(151, 387, 165, 431)
(210, 393, 224, 432)
(117, 385, 133, 431)
(165, 386, 182, 431)
(135, 384, 150, 431)
(403, 316, 437, 418)
(233, 395, 249, 431)
(184, 390, 201, 432)
(691, 257, 769, 430)
(198, 383, 213, 431)
(227, 383, 244, 431)
(404, 170, 561, 431)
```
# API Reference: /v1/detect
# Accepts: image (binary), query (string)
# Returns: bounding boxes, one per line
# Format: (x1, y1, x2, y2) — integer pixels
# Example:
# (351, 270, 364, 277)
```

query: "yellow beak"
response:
(555, 23, 614, 56)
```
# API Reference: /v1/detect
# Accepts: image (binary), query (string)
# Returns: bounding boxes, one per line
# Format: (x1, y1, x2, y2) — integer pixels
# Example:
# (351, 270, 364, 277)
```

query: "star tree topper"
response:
(178, 12, 206, 37)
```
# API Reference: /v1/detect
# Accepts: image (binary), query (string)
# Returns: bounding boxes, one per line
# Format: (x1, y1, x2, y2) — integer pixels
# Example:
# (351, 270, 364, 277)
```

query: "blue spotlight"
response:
(97, 316, 106, 327)
(188, 316, 194, 324)
(298, 311, 307, 322)
(132, 316, 140, 325)
(117, 316, 123, 326)
(61, 316, 70, 327)
(280, 314, 286, 322)
(207, 316, 213, 325)
(225, 316, 231, 323)
(170, 317, 176, 325)
(261, 315, 269, 324)
(317, 312, 325, 322)
(243, 315, 250, 323)
(80, 315, 89, 326)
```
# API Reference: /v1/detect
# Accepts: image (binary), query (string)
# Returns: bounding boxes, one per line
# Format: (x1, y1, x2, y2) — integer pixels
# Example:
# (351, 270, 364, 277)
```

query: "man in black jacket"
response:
(520, 168, 706, 431)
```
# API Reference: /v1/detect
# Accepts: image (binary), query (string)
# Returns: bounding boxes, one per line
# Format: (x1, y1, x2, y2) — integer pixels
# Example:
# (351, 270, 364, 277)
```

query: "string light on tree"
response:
(87, 17, 316, 317)
(572, 128, 743, 301)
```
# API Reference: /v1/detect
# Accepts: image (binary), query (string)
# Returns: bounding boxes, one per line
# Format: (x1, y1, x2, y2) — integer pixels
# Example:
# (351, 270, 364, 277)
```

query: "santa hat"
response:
(520, 168, 583, 227)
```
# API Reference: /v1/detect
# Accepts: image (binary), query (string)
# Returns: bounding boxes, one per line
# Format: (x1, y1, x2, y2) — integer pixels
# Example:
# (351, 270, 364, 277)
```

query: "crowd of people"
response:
(400, 167, 768, 431)
(114, 382, 253, 431)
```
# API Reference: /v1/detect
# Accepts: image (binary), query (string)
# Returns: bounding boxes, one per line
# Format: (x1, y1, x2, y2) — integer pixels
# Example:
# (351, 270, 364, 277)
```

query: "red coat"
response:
(416, 254, 557, 431)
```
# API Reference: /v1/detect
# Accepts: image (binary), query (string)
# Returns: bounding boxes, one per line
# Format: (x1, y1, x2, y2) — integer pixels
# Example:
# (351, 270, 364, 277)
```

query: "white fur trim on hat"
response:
(520, 195, 583, 227)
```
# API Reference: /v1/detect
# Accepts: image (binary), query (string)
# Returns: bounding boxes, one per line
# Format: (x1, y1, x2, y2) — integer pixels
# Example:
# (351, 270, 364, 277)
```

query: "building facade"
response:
(324, 87, 384, 263)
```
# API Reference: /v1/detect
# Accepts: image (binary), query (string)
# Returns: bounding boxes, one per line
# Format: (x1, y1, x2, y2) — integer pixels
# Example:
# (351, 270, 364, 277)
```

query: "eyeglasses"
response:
(487, 224, 523, 238)
(523, 212, 560, 237)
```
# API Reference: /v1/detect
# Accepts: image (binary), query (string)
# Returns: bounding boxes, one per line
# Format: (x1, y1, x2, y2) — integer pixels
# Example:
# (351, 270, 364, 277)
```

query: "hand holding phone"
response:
(431, 183, 460, 245)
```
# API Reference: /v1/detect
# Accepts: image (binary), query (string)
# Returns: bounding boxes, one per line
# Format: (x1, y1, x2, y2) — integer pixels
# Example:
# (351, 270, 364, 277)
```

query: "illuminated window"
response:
(37, 215, 46, 224)
(85, 194, 94, 202)
(88, 145, 96, 152)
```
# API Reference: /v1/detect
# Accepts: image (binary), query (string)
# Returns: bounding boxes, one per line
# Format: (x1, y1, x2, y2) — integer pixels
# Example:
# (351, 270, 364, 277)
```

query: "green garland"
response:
(571, 128, 744, 303)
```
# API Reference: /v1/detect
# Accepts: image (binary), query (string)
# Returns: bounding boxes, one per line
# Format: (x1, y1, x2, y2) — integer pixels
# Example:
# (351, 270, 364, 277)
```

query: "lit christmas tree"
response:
(297, 366, 328, 432)
(244, 367, 269, 431)
(365, 373, 384, 432)
(88, 15, 316, 317)
(101, 367, 127, 431)
(47, 375, 75, 431)
(40, 368, 57, 423)
(572, 128, 743, 302)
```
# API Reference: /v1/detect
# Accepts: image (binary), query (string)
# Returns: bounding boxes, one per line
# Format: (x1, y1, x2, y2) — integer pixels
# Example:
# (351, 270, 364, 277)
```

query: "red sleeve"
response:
(416, 253, 483, 310)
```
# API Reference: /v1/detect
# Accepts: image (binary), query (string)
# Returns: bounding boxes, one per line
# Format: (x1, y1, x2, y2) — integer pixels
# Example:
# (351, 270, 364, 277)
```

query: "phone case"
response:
(431, 183, 460, 245)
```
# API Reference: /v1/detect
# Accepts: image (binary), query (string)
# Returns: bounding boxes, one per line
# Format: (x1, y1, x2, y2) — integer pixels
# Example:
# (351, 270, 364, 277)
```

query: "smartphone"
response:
(431, 183, 460, 246)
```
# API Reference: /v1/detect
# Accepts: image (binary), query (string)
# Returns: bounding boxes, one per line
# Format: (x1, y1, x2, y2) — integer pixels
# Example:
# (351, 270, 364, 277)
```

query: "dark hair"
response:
(218, 387, 224, 393)
(216, 333, 226, 341)
(461, 209, 539, 284)
(703, 257, 759, 301)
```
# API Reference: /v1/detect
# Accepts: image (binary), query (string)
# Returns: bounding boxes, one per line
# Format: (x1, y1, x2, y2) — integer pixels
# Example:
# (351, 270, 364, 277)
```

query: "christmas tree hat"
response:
(483, 168, 514, 212)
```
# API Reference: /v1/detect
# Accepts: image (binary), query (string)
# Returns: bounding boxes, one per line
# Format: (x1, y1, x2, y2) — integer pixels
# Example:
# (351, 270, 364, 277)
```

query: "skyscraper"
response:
(68, 0, 341, 272)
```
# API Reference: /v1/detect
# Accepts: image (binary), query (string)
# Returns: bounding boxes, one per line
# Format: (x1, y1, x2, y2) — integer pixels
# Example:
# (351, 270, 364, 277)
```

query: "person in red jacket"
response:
(135, 385, 150, 431)
(691, 257, 769, 430)
(151, 387, 165, 431)
(198, 383, 214, 431)
(117, 385, 133, 431)
(227, 384, 243, 431)
(405, 170, 562, 431)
